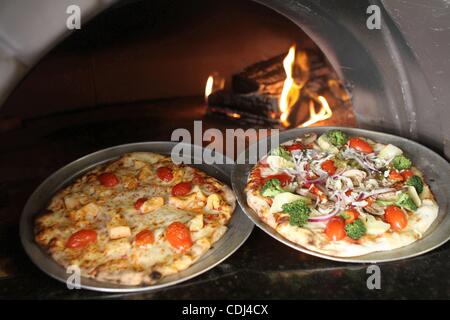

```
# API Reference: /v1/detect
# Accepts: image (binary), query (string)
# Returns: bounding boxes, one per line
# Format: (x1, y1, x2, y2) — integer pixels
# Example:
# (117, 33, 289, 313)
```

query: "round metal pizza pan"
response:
(20, 142, 253, 292)
(232, 126, 450, 263)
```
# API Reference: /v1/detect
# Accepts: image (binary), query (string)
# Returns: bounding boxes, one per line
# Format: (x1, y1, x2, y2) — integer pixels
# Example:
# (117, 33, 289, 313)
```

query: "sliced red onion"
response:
(308, 192, 342, 222)
(306, 173, 328, 184)
(359, 187, 395, 199)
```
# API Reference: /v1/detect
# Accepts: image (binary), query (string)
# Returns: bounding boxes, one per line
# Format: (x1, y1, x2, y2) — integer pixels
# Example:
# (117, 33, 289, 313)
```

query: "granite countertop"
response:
(1, 224, 450, 299)
(0, 99, 448, 299)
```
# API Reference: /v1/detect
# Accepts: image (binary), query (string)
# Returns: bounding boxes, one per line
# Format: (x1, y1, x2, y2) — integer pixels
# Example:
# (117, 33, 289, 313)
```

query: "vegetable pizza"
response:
(246, 130, 438, 257)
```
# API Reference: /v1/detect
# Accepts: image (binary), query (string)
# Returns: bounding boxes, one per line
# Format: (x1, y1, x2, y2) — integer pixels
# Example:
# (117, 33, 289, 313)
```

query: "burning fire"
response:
(299, 96, 333, 127)
(279, 45, 333, 128)
(279, 45, 299, 127)
(204, 73, 225, 103)
(205, 75, 214, 102)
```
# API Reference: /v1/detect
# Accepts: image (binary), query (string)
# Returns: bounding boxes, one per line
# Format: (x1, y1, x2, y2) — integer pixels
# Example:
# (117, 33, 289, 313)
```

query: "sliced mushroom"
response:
(363, 203, 385, 216)
(295, 132, 317, 145)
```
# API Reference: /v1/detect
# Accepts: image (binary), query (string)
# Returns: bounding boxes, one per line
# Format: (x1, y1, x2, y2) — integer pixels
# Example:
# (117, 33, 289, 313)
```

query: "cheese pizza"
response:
(35, 152, 235, 285)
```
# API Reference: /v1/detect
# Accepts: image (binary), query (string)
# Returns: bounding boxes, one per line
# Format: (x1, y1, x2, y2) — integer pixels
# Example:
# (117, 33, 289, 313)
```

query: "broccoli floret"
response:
(326, 130, 348, 147)
(405, 175, 424, 194)
(344, 218, 367, 240)
(376, 192, 417, 211)
(270, 146, 292, 161)
(396, 193, 417, 211)
(392, 155, 412, 170)
(261, 179, 285, 197)
(281, 200, 311, 227)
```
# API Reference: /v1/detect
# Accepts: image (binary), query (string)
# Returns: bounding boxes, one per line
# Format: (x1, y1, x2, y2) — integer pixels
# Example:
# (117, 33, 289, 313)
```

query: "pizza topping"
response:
(135, 229, 154, 246)
(344, 218, 367, 240)
(66, 229, 97, 248)
(363, 214, 391, 235)
(156, 166, 174, 182)
(341, 208, 359, 224)
(378, 144, 403, 160)
(407, 186, 422, 207)
(405, 175, 423, 194)
(98, 173, 119, 187)
(192, 174, 205, 185)
(392, 155, 412, 170)
(269, 146, 292, 161)
(266, 155, 295, 171)
(206, 194, 224, 211)
(317, 134, 340, 154)
(376, 192, 417, 212)
(285, 143, 304, 152)
(401, 170, 414, 180)
(140, 197, 164, 213)
(321, 160, 337, 176)
(134, 197, 147, 210)
(326, 129, 348, 147)
(325, 217, 346, 241)
(341, 147, 379, 172)
(188, 214, 204, 231)
(166, 222, 193, 251)
(261, 179, 285, 197)
(172, 182, 192, 196)
(384, 205, 408, 231)
(68, 202, 99, 221)
(269, 192, 312, 214)
(109, 226, 131, 240)
(388, 170, 404, 182)
(281, 199, 311, 227)
(348, 137, 373, 154)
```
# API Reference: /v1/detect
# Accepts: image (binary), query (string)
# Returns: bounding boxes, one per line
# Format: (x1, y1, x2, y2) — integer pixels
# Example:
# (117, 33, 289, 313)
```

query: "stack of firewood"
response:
(206, 48, 351, 128)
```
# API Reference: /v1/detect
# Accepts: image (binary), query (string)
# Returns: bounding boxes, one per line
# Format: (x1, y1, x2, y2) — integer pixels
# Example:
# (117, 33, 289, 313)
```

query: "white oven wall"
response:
(0, 0, 117, 105)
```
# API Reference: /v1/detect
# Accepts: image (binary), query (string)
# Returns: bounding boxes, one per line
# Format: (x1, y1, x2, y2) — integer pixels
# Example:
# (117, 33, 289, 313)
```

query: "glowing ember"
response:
(226, 112, 241, 119)
(205, 75, 214, 102)
(299, 95, 333, 127)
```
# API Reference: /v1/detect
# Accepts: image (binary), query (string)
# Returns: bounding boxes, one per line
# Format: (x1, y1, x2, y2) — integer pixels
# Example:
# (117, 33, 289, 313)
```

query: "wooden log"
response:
(207, 48, 349, 127)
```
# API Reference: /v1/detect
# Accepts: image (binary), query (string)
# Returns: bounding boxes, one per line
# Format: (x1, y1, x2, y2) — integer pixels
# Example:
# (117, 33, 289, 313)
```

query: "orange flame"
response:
(279, 45, 299, 127)
(205, 75, 214, 102)
(299, 96, 333, 127)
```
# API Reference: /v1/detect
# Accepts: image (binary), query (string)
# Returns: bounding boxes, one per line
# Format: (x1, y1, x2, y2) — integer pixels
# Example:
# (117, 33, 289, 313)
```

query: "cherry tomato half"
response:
(134, 197, 147, 210)
(401, 170, 414, 180)
(343, 208, 359, 224)
(384, 205, 408, 231)
(156, 167, 173, 182)
(66, 229, 97, 248)
(98, 173, 119, 187)
(348, 137, 373, 154)
(388, 170, 404, 182)
(321, 160, 337, 176)
(325, 217, 346, 241)
(166, 222, 192, 251)
(135, 230, 154, 246)
(264, 173, 292, 187)
(285, 143, 304, 152)
(171, 182, 192, 196)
